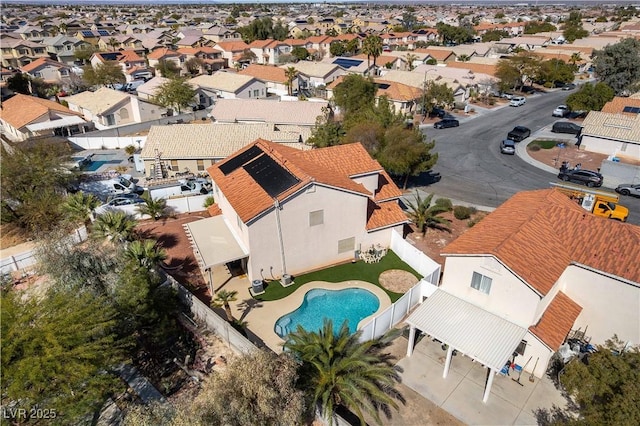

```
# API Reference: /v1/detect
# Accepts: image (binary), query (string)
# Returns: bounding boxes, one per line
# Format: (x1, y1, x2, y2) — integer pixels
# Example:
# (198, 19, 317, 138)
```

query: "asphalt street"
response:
(417, 89, 640, 225)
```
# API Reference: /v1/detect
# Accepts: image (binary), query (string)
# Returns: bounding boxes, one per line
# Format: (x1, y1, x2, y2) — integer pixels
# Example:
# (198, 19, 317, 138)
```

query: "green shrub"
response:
(124, 145, 136, 156)
(435, 198, 453, 211)
(203, 196, 215, 208)
(453, 205, 472, 220)
(528, 144, 541, 151)
(529, 140, 557, 150)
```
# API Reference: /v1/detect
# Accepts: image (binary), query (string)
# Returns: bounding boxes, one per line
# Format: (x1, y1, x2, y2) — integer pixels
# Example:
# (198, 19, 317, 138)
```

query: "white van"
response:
(123, 80, 145, 93)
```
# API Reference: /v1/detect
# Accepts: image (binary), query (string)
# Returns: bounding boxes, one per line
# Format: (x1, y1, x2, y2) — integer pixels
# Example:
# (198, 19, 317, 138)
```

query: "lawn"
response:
(528, 139, 558, 150)
(255, 250, 420, 303)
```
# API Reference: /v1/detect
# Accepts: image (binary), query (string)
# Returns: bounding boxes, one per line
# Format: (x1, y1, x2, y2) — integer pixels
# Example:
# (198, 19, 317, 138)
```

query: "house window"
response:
(309, 210, 323, 227)
(33, 72, 42, 78)
(119, 108, 129, 120)
(105, 114, 116, 126)
(197, 159, 205, 171)
(170, 160, 178, 170)
(470, 272, 492, 295)
(515, 340, 527, 356)
(253, 89, 259, 97)
(337, 237, 355, 254)
(248, 90, 251, 97)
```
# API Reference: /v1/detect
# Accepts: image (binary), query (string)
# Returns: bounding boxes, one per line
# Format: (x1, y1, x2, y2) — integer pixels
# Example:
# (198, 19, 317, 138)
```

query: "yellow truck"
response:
(550, 182, 629, 222)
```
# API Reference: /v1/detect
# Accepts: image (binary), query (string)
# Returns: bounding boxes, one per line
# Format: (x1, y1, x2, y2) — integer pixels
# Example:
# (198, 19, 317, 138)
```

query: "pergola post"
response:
(208, 268, 214, 296)
(406, 326, 416, 357)
(483, 368, 496, 403)
(443, 345, 454, 378)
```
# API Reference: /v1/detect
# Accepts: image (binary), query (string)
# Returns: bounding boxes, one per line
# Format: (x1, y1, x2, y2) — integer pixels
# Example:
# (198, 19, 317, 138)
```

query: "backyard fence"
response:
(358, 231, 441, 342)
(68, 136, 147, 150)
(98, 194, 210, 219)
(0, 226, 88, 275)
(165, 275, 256, 355)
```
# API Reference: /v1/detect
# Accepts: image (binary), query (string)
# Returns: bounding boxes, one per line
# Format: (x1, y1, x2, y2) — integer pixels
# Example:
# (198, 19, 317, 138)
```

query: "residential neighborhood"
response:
(1, 2, 639, 425)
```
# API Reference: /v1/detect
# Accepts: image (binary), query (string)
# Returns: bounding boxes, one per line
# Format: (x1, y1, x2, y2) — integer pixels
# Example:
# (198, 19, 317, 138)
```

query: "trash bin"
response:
(252, 279, 264, 294)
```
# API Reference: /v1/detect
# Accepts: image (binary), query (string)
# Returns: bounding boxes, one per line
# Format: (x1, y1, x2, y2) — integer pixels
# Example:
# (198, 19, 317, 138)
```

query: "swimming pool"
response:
(274, 288, 380, 338)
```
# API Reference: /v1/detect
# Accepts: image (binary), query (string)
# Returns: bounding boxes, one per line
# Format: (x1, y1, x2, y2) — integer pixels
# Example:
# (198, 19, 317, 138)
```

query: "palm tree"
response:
(92, 210, 137, 243)
(107, 37, 119, 51)
(362, 35, 383, 76)
(569, 52, 582, 71)
(405, 191, 451, 236)
(284, 320, 403, 426)
(124, 239, 167, 269)
(211, 289, 238, 322)
(404, 53, 417, 71)
(458, 54, 470, 62)
(137, 194, 168, 221)
(285, 66, 298, 96)
(63, 191, 100, 226)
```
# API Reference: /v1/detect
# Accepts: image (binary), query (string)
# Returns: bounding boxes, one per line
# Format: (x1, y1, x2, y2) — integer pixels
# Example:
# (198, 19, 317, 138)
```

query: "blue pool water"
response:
(82, 159, 123, 171)
(274, 288, 380, 338)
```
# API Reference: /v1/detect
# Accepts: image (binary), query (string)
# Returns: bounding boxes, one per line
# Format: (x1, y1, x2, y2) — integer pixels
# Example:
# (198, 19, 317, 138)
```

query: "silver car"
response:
(615, 183, 640, 197)
(500, 139, 516, 155)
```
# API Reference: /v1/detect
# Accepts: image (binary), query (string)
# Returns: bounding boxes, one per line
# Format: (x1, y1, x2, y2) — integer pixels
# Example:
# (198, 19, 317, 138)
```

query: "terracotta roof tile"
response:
(238, 64, 287, 83)
(414, 48, 456, 61)
(601, 96, 640, 114)
(214, 40, 250, 52)
(0, 94, 79, 130)
(20, 57, 67, 73)
(529, 292, 582, 350)
(147, 47, 180, 59)
(446, 61, 498, 77)
(209, 140, 403, 224)
(374, 79, 423, 101)
(366, 200, 409, 231)
(443, 189, 640, 295)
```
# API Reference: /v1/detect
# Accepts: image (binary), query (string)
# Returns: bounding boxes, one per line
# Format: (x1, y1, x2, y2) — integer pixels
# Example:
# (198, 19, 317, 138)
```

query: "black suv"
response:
(552, 122, 582, 135)
(507, 126, 531, 142)
(428, 107, 447, 118)
(557, 169, 603, 187)
(434, 118, 459, 129)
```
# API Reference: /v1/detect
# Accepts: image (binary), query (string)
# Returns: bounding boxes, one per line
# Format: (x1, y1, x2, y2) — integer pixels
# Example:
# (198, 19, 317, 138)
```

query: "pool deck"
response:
(208, 264, 391, 352)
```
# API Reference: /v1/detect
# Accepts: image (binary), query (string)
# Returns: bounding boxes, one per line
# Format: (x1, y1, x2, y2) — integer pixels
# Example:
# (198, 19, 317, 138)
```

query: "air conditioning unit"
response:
(281, 274, 293, 287)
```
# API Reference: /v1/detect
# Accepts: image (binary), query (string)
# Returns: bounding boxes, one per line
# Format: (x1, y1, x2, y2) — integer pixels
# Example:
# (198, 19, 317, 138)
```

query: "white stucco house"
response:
(65, 87, 165, 129)
(185, 139, 409, 287)
(189, 71, 267, 102)
(404, 189, 639, 402)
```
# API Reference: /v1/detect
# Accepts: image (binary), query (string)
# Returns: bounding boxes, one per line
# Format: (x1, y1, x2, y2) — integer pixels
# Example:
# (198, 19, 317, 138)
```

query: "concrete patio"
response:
(397, 336, 569, 425)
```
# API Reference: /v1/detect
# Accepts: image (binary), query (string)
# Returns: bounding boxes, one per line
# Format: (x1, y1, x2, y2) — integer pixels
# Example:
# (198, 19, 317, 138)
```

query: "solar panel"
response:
(377, 83, 390, 90)
(333, 58, 363, 69)
(101, 52, 119, 60)
(219, 145, 263, 176)
(622, 106, 640, 114)
(243, 152, 299, 198)
(98, 30, 109, 36)
(82, 30, 93, 37)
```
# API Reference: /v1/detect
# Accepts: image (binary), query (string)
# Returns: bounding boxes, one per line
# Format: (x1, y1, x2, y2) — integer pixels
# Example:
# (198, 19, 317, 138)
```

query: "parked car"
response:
(507, 126, 531, 142)
(123, 80, 145, 92)
(434, 118, 459, 129)
(557, 169, 603, 187)
(500, 139, 516, 155)
(501, 93, 514, 99)
(562, 83, 576, 91)
(615, 183, 640, 197)
(509, 96, 526, 107)
(552, 105, 569, 117)
(552, 121, 582, 135)
(94, 195, 145, 215)
(428, 107, 447, 118)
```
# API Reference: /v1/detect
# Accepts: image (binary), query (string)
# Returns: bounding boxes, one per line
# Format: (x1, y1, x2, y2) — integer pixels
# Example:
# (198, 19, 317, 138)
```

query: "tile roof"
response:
(20, 57, 68, 73)
(374, 79, 423, 101)
(0, 93, 79, 129)
(443, 189, 640, 295)
(208, 140, 403, 224)
(140, 123, 312, 160)
(366, 200, 409, 231)
(446, 61, 498, 77)
(64, 87, 130, 115)
(214, 40, 250, 52)
(581, 110, 640, 144)
(529, 292, 582, 350)
(208, 98, 327, 127)
(189, 72, 255, 93)
(238, 64, 287, 83)
(414, 48, 456, 61)
(601, 96, 640, 114)
(283, 61, 341, 78)
(177, 46, 217, 55)
(147, 47, 180, 59)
